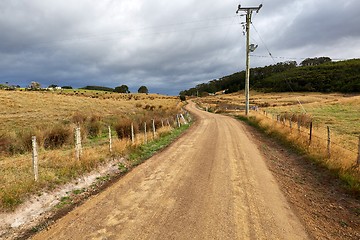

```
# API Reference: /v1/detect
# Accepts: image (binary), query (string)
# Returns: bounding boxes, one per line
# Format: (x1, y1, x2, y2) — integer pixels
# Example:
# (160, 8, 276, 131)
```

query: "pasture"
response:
(0, 90, 185, 211)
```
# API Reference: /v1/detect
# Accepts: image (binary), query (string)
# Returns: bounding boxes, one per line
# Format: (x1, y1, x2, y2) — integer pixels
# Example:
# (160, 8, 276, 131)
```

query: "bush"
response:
(114, 118, 132, 139)
(0, 134, 17, 155)
(180, 95, 186, 101)
(87, 115, 102, 138)
(43, 125, 72, 149)
(17, 130, 36, 153)
(72, 112, 87, 124)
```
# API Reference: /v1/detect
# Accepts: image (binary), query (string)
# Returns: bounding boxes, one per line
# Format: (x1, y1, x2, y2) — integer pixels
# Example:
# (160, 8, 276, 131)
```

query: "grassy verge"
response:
(129, 124, 190, 166)
(0, 124, 190, 212)
(235, 114, 360, 194)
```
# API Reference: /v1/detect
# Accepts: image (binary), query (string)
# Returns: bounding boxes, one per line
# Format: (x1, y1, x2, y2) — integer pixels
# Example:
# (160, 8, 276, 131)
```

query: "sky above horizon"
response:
(1, 0, 359, 95)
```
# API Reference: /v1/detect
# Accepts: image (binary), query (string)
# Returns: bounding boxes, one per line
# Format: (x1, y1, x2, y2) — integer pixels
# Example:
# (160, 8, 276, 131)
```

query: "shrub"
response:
(180, 95, 186, 101)
(114, 118, 132, 139)
(0, 134, 17, 155)
(17, 130, 36, 153)
(87, 115, 102, 138)
(43, 125, 72, 149)
(72, 112, 87, 124)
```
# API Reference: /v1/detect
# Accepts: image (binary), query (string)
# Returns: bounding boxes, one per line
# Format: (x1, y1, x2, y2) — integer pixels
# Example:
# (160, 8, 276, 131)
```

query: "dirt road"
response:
(33, 102, 309, 239)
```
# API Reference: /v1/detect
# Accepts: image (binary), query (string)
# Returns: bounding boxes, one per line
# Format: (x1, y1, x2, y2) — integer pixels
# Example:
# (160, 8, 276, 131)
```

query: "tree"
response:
(114, 85, 130, 93)
(62, 85, 73, 89)
(138, 86, 149, 94)
(29, 81, 41, 90)
(179, 95, 186, 101)
(48, 84, 58, 88)
(301, 57, 332, 66)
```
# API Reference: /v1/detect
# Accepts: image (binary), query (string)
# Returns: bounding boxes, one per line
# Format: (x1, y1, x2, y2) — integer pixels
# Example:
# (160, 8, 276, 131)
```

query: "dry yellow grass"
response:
(0, 90, 179, 131)
(195, 91, 360, 151)
(0, 90, 186, 211)
(195, 91, 360, 190)
(237, 112, 360, 191)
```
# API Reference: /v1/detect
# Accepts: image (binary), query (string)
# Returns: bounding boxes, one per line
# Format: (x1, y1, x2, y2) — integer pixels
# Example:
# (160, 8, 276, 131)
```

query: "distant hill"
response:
(180, 58, 360, 96)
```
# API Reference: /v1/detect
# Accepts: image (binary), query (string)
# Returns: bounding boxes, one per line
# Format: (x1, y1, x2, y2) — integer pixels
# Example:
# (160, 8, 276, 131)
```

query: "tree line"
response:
(180, 58, 360, 96)
(81, 85, 149, 94)
(0, 82, 150, 94)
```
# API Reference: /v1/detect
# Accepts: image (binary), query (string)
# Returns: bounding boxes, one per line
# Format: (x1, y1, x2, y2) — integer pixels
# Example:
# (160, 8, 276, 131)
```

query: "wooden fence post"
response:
(167, 119, 171, 127)
(32, 136, 39, 182)
(309, 122, 313, 145)
(108, 126, 112, 153)
(176, 115, 181, 128)
(144, 122, 148, 143)
(297, 118, 301, 133)
(289, 117, 292, 130)
(180, 114, 188, 124)
(75, 127, 82, 160)
(327, 126, 331, 158)
(131, 122, 135, 145)
(152, 119, 156, 138)
(161, 119, 164, 128)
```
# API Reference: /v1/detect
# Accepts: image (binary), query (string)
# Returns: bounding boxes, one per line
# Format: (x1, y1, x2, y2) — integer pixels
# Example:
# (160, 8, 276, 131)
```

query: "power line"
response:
(250, 21, 307, 113)
(14, 15, 239, 49)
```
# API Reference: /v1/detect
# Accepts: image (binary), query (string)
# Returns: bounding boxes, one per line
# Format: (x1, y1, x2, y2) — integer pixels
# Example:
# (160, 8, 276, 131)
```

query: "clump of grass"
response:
(17, 130, 36, 153)
(86, 115, 103, 138)
(0, 133, 17, 155)
(72, 112, 87, 124)
(114, 118, 132, 139)
(43, 125, 73, 149)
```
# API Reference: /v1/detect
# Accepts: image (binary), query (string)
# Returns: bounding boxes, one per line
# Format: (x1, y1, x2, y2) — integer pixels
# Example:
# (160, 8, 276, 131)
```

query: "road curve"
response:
(33, 101, 309, 240)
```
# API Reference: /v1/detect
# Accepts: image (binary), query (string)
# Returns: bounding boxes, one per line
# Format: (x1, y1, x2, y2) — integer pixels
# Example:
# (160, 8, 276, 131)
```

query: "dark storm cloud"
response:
(275, 0, 360, 49)
(0, 0, 359, 95)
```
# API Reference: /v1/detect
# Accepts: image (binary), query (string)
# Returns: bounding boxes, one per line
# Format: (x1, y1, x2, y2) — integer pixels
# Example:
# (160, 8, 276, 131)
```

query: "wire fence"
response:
(253, 109, 360, 168)
(0, 112, 192, 181)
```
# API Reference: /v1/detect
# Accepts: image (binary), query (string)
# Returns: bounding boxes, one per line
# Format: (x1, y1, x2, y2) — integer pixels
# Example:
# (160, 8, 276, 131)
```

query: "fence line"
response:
(0, 111, 191, 186)
(261, 111, 358, 154)
(257, 110, 359, 165)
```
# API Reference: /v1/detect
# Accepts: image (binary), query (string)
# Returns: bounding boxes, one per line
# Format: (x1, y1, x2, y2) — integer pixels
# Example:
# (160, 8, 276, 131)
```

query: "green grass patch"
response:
(55, 196, 72, 209)
(129, 124, 190, 166)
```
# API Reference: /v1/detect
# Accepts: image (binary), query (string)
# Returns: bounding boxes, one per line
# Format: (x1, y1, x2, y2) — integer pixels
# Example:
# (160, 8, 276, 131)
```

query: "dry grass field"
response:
(0, 90, 179, 132)
(196, 91, 360, 151)
(195, 91, 360, 190)
(0, 90, 186, 211)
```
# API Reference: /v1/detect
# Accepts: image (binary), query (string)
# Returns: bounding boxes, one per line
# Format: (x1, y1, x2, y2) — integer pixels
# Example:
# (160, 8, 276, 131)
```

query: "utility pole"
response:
(236, 4, 262, 115)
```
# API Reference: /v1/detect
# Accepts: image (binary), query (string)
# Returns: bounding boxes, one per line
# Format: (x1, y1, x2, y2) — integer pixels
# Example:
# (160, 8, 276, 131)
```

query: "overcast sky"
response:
(1, 0, 359, 95)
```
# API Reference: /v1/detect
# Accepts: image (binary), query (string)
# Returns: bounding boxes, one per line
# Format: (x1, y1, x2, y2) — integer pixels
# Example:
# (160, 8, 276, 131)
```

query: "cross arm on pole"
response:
(236, 4, 263, 14)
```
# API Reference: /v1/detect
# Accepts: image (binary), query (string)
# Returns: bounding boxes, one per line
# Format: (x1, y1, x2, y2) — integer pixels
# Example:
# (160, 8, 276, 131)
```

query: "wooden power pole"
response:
(236, 4, 262, 115)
